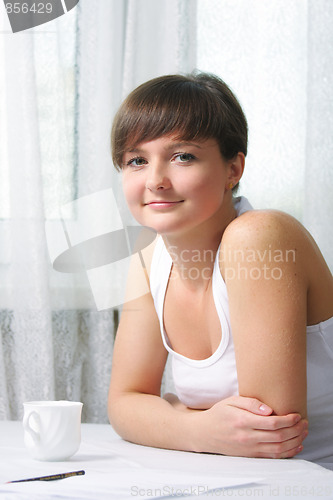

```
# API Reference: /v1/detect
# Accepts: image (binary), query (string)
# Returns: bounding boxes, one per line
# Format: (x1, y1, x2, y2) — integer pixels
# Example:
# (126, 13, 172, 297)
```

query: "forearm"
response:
(108, 392, 307, 458)
(108, 392, 199, 452)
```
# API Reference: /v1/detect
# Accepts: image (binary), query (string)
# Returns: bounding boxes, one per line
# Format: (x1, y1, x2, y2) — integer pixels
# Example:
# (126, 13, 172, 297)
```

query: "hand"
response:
(193, 396, 308, 458)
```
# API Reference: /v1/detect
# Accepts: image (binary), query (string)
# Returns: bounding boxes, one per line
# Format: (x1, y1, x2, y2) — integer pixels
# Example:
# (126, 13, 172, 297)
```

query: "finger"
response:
(255, 421, 308, 444)
(249, 413, 302, 431)
(256, 434, 306, 459)
(255, 445, 304, 459)
(227, 396, 274, 416)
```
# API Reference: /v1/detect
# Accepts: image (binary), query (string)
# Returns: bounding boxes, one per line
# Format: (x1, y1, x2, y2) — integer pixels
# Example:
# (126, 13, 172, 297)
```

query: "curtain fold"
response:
(304, 0, 333, 270)
(0, 325, 10, 419)
(121, 0, 197, 97)
(3, 32, 55, 417)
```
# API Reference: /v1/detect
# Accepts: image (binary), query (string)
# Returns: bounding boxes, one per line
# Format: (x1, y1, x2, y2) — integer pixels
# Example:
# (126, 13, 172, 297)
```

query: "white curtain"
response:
(197, 0, 333, 270)
(0, 0, 196, 421)
(0, 0, 332, 422)
(0, 6, 116, 422)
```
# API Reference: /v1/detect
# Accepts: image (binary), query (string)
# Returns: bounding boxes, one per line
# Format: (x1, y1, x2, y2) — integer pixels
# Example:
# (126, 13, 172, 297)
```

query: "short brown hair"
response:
(111, 72, 248, 171)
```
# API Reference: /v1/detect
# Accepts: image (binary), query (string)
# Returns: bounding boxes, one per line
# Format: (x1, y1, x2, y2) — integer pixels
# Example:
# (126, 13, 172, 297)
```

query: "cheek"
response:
(187, 173, 224, 202)
(122, 175, 142, 207)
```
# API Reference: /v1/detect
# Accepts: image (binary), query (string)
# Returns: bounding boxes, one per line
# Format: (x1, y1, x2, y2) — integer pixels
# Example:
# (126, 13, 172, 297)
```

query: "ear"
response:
(226, 153, 245, 189)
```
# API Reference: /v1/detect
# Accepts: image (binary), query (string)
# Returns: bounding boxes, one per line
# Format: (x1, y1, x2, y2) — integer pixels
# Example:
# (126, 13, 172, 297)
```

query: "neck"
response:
(162, 199, 237, 289)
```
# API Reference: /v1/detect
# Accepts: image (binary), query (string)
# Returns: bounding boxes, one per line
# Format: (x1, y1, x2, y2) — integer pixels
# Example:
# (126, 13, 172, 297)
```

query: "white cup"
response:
(23, 400, 83, 461)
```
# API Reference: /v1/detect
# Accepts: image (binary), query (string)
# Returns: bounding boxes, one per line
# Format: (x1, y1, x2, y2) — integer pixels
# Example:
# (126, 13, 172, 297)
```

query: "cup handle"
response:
(23, 411, 41, 443)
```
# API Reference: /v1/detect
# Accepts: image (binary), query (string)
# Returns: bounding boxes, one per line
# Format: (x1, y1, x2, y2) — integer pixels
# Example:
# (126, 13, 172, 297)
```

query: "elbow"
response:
(265, 386, 307, 419)
(107, 395, 127, 439)
(258, 395, 307, 419)
(238, 386, 307, 419)
(107, 387, 122, 430)
(238, 372, 307, 419)
(273, 401, 307, 419)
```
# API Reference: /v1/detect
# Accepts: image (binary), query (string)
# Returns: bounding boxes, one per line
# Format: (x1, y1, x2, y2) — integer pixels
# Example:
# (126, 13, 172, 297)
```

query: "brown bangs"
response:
(111, 73, 248, 169)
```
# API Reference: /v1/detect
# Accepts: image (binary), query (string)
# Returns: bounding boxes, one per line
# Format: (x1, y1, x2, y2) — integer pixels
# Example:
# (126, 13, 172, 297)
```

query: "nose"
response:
(145, 164, 171, 191)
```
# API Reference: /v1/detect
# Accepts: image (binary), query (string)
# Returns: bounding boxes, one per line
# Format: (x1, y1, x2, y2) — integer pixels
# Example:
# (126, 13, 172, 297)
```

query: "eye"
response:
(173, 153, 196, 163)
(126, 156, 147, 168)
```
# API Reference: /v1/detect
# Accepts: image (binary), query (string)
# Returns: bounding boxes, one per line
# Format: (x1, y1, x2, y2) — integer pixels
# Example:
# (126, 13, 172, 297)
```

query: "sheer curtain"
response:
(197, 0, 333, 270)
(0, 0, 332, 423)
(0, 0, 196, 421)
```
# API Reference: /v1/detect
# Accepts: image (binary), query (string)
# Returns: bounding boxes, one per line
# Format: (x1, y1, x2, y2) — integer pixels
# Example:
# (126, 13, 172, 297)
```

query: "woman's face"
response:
(121, 134, 235, 237)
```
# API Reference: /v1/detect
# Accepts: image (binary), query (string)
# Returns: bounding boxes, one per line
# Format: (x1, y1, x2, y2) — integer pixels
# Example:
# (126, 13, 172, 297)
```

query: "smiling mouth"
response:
(145, 200, 184, 206)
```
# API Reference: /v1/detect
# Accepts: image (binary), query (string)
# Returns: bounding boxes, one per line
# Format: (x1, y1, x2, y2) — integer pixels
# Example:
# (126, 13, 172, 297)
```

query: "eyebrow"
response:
(124, 142, 203, 154)
(166, 142, 203, 150)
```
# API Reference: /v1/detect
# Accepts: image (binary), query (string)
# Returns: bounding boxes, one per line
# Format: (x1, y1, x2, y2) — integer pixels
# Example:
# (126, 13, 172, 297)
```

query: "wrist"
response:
(183, 410, 205, 453)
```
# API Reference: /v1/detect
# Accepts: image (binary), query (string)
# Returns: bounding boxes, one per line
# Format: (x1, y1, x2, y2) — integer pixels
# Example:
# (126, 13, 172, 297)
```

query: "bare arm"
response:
(109, 298, 306, 458)
(221, 210, 308, 417)
(108, 234, 307, 457)
(108, 238, 200, 450)
(108, 291, 200, 451)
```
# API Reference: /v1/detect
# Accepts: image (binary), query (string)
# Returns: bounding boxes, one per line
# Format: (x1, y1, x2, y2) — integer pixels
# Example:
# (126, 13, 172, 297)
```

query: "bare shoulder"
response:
(220, 209, 319, 272)
(220, 208, 333, 324)
(222, 209, 307, 248)
(221, 208, 332, 270)
(219, 209, 307, 281)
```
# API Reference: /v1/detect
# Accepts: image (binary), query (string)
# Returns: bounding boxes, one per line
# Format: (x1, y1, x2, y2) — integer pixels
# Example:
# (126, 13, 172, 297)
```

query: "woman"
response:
(108, 72, 333, 469)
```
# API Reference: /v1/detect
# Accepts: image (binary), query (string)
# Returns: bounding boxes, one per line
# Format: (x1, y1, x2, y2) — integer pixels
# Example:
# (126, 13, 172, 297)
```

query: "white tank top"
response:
(149, 196, 333, 469)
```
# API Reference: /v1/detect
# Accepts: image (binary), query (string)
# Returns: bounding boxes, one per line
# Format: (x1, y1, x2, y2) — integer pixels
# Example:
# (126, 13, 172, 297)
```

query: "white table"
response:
(0, 421, 332, 499)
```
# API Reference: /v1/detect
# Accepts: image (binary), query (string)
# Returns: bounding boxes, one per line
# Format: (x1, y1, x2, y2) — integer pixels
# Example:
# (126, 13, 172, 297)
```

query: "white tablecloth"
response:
(0, 421, 332, 499)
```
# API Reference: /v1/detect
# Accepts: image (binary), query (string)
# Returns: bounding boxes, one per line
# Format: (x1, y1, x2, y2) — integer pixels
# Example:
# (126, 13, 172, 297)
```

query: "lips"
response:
(144, 200, 184, 209)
